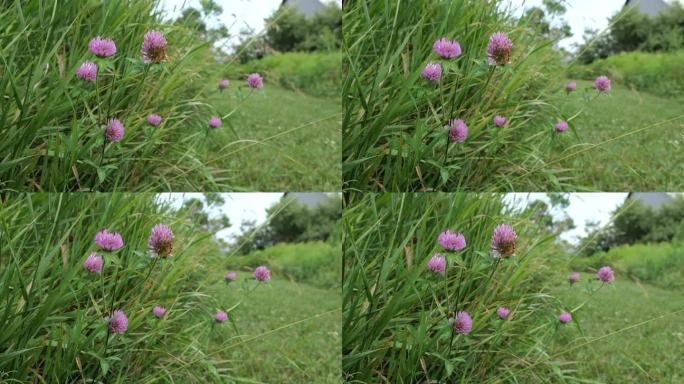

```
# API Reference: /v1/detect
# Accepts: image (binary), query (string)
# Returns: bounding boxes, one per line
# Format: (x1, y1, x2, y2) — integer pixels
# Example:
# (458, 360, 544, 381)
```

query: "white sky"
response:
(506, 0, 642, 51)
(505, 193, 628, 244)
(158, 0, 342, 50)
(157, 193, 283, 241)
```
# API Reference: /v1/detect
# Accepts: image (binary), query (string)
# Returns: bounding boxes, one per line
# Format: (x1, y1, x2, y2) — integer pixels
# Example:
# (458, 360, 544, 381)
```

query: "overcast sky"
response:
(158, 193, 284, 242)
(505, 193, 628, 244)
(158, 0, 342, 50)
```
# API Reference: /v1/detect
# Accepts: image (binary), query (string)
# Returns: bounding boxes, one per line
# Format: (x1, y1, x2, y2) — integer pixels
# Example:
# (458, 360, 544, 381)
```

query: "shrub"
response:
(228, 241, 341, 289)
(569, 50, 684, 97)
(237, 52, 342, 97)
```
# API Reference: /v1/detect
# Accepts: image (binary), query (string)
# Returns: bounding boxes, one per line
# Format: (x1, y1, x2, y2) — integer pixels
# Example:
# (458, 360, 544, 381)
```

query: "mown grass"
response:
(207, 277, 341, 383)
(205, 83, 341, 191)
(552, 280, 684, 383)
(550, 79, 684, 191)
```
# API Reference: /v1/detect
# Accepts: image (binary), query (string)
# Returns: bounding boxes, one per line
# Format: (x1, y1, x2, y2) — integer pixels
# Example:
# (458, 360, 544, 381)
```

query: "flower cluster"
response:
(491, 224, 517, 258)
(487, 32, 513, 66)
(148, 224, 174, 258)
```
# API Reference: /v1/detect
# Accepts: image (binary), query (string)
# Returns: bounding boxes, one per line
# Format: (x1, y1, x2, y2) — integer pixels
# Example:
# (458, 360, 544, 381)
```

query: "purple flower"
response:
(218, 79, 230, 90)
(148, 224, 174, 258)
(214, 311, 228, 322)
(493, 115, 507, 127)
(569, 272, 580, 283)
(108, 310, 128, 334)
(449, 311, 472, 334)
(421, 61, 442, 82)
(95, 229, 123, 251)
(208, 116, 222, 129)
(246, 73, 263, 89)
(558, 312, 572, 324)
(496, 307, 511, 319)
(253, 266, 270, 282)
(438, 230, 466, 251)
(566, 82, 577, 92)
(447, 119, 468, 143)
(83, 252, 103, 274)
(88, 37, 117, 58)
(141, 30, 167, 64)
(487, 32, 513, 66)
(224, 272, 237, 281)
(597, 266, 614, 283)
(105, 118, 125, 143)
(594, 76, 611, 92)
(491, 224, 516, 258)
(152, 306, 166, 318)
(433, 38, 462, 59)
(147, 114, 162, 126)
(555, 121, 569, 133)
(427, 253, 447, 274)
(76, 61, 97, 82)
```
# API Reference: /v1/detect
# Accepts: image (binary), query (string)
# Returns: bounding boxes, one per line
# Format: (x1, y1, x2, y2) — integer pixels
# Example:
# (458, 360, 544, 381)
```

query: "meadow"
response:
(0, 0, 340, 192)
(0, 193, 341, 383)
(341, 0, 684, 192)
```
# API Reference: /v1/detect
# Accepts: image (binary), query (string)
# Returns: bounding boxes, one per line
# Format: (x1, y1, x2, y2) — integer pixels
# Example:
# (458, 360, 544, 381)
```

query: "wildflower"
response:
(421, 61, 442, 82)
(218, 79, 230, 90)
(497, 307, 511, 319)
(558, 312, 572, 324)
(214, 311, 228, 322)
(447, 119, 468, 143)
(555, 121, 569, 133)
(148, 224, 174, 258)
(487, 32, 513, 65)
(104, 119, 125, 142)
(438, 230, 466, 251)
(253, 266, 270, 282)
(493, 115, 507, 127)
(566, 82, 577, 92)
(491, 224, 517, 258)
(246, 73, 263, 89)
(152, 306, 166, 318)
(147, 114, 162, 126)
(108, 310, 128, 334)
(76, 61, 98, 82)
(597, 266, 614, 283)
(88, 37, 117, 58)
(433, 38, 462, 59)
(95, 229, 123, 251)
(83, 252, 103, 274)
(141, 30, 167, 64)
(569, 272, 580, 284)
(427, 254, 447, 274)
(208, 116, 221, 128)
(594, 76, 611, 92)
(224, 272, 237, 281)
(449, 311, 472, 334)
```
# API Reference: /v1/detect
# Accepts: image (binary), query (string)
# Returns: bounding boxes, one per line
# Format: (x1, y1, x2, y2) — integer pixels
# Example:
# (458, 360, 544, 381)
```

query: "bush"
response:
(569, 50, 684, 97)
(570, 242, 684, 290)
(237, 52, 342, 97)
(228, 241, 341, 289)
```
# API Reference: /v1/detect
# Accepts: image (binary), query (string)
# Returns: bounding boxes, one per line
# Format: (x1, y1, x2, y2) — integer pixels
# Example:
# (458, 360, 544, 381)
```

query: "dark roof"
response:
(626, 192, 673, 210)
(281, 0, 328, 17)
(624, 0, 670, 17)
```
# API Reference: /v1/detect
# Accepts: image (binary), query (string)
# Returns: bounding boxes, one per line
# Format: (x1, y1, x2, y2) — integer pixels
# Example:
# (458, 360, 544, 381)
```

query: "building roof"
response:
(626, 192, 673, 210)
(624, 0, 671, 17)
(281, 0, 328, 17)
(284, 192, 330, 209)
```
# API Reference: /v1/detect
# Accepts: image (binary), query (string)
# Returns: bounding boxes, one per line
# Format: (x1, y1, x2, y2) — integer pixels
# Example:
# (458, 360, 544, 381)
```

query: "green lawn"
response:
(207, 85, 341, 191)
(551, 80, 684, 190)
(551, 280, 684, 383)
(207, 277, 341, 383)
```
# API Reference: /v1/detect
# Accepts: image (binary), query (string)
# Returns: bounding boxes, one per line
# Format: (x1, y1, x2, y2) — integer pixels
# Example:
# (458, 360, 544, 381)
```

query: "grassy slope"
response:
(207, 277, 341, 383)
(552, 280, 684, 383)
(207, 85, 341, 191)
(551, 80, 684, 191)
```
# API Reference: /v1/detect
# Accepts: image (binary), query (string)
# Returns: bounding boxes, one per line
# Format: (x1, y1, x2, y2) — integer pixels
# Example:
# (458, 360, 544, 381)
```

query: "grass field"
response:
(551, 79, 684, 191)
(552, 280, 684, 383)
(206, 84, 341, 191)
(207, 277, 341, 383)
